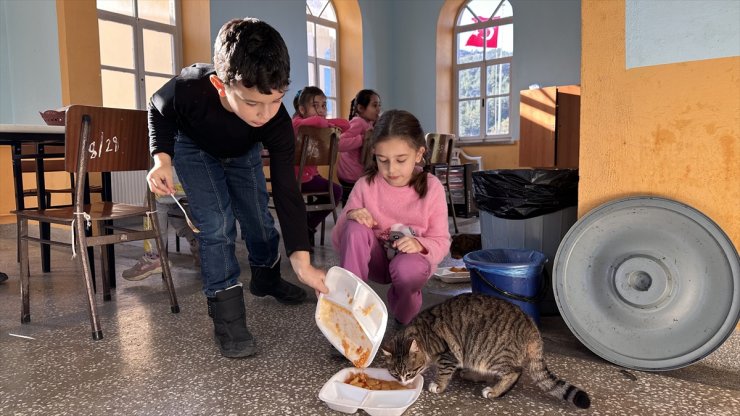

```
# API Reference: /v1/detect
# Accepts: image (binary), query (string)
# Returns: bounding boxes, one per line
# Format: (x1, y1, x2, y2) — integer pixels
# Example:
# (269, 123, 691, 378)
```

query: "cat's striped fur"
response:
(380, 293, 591, 409)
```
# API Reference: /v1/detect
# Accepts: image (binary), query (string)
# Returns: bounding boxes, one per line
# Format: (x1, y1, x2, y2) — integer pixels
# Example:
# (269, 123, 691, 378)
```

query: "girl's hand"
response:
(146, 153, 176, 196)
(347, 208, 377, 228)
(394, 236, 426, 255)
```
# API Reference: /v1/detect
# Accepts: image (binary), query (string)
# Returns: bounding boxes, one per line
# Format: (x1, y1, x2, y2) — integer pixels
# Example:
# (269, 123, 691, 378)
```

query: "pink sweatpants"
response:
(338, 220, 431, 324)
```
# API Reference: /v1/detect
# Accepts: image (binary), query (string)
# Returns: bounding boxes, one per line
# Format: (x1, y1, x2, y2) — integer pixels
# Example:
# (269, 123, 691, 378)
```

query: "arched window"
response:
(454, 0, 513, 143)
(97, 0, 181, 110)
(306, 0, 339, 117)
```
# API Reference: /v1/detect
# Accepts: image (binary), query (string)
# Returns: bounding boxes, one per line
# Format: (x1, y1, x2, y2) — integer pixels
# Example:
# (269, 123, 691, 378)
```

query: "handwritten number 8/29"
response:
(88, 136, 120, 159)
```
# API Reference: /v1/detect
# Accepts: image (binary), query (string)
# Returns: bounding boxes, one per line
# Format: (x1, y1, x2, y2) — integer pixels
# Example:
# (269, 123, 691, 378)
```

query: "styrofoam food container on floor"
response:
(315, 266, 388, 367)
(433, 267, 471, 283)
(318, 367, 423, 416)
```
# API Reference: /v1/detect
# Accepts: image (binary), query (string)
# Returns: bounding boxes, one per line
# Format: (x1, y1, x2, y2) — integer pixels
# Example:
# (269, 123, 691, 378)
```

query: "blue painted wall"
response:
(0, 0, 62, 124)
(0, 0, 581, 138)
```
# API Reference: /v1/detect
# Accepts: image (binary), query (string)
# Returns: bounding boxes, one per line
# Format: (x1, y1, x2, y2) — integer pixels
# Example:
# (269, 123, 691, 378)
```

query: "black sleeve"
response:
(148, 76, 179, 157)
(262, 105, 311, 255)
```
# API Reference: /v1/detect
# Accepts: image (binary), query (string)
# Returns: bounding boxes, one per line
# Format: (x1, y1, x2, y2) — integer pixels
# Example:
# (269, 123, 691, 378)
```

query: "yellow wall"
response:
(580, 0, 739, 249)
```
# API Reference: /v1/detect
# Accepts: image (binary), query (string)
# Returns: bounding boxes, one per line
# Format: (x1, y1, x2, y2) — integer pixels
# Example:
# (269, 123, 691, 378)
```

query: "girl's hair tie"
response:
(295, 89, 303, 100)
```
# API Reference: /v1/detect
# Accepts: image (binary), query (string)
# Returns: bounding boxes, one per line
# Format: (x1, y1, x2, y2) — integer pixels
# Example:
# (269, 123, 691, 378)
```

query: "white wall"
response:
(626, 0, 740, 69)
(0, 0, 62, 124)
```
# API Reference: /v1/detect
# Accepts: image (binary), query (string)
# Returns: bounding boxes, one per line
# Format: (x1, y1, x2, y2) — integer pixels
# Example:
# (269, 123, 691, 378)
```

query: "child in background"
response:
(292, 86, 346, 245)
(332, 110, 451, 325)
(122, 168, 200, 281)
(337, 89, 381, 205)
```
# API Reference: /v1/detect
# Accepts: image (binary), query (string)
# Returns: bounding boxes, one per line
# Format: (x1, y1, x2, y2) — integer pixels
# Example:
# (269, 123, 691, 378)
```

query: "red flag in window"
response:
(465, 16, 499, 48)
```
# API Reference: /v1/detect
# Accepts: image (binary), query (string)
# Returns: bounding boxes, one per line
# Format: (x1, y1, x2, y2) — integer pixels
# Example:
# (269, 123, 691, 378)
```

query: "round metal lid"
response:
(554, 196, 740, 371)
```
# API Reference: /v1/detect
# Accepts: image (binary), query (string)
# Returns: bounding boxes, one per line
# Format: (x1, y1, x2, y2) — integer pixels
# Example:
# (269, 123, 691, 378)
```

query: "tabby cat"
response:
(380, 293, 591, 409)
(449, 233, 482, 259)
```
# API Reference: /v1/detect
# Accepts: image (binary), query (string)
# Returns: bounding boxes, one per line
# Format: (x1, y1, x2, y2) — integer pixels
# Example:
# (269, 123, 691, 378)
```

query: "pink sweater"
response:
(332, 173, 451, 271)
(337, 117, 372, 183)
(292, 115, 350, 183)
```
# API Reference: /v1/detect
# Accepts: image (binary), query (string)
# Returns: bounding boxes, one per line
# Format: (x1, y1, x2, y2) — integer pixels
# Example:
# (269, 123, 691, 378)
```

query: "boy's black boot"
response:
(207, 284, 256, 358)
(248, 260, 307, 305)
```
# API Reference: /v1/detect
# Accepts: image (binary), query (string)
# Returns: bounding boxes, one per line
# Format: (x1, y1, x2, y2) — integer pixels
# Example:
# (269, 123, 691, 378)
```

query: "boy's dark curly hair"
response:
(213, 18, 290, 94)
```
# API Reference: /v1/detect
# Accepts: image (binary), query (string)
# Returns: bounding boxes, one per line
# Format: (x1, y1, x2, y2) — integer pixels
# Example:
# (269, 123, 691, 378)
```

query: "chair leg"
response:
(320, 219, 326, 246)
(74, 216, 104, 340)
(19, 219, 30, 323)
(446, 182, 459, 234)
(100, 243, 112, 301)
(150, 212, 180, 314)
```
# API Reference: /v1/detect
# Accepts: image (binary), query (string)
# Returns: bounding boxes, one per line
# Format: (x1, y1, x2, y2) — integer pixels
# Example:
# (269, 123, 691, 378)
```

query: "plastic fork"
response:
(170, 194, 200, 233)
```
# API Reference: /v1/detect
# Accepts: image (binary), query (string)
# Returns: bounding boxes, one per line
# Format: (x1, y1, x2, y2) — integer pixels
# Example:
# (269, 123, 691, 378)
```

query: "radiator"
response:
(111, 171, 147, 206)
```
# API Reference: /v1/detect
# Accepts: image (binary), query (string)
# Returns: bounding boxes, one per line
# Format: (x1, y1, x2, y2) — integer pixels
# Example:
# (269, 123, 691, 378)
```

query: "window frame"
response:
(97, 0, 182, 110)
(306, 1, 340, 118)
(453, 0, 514, 144)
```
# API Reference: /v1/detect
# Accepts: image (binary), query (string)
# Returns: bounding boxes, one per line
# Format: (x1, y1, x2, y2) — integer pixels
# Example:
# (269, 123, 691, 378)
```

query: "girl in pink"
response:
(332, 110, 451, 325)
(337, 89, 382, 205)
(292, 87, 347, 244)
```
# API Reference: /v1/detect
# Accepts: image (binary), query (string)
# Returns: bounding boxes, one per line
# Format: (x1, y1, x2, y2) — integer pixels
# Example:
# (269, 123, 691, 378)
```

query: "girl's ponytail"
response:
(349, 98, 357, 120)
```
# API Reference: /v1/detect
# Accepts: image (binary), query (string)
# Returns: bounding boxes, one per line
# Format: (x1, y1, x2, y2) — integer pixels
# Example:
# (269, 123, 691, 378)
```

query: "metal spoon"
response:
(170, 194, 200, 233)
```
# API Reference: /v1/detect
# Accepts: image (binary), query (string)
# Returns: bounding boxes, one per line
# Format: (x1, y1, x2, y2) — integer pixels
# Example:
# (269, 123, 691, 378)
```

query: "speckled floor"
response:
(0, 217, 738, 415)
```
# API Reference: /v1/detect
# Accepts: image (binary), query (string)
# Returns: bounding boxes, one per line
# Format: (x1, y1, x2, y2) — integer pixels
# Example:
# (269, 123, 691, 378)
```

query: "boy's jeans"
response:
(173, 133, 280, 297)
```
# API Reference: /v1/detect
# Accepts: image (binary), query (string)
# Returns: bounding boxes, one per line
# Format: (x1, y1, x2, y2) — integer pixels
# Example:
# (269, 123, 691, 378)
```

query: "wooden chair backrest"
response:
(295, 126, 340, 168)
(64, 105, 150, 173)
(425, 133, 456, 165)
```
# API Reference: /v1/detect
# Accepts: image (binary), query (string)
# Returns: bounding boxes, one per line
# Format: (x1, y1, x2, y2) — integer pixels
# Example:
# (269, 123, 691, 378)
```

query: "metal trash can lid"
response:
(554, 196, 740, 371)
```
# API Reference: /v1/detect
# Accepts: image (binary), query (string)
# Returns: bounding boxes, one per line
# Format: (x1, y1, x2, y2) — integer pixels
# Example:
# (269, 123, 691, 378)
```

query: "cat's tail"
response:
(526, 338, 591, 409)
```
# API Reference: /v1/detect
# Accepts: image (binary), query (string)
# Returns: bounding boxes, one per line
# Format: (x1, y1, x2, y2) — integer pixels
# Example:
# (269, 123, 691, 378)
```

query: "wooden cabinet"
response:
(519, 85, 580, 168)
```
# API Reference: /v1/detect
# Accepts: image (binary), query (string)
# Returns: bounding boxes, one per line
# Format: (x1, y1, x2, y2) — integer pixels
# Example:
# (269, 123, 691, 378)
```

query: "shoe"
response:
(248, 261, 307, 305)
(207, 284, 257, 358)
(122, 254, 162, 281)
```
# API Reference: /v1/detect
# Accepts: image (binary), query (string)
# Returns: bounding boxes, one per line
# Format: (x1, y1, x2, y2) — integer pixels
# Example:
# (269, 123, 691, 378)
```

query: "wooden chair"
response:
(16, 144, 103, 269)
(295, 126, 341, 246)
(13, 105, 180, 340)
(425, 133, 459, 234)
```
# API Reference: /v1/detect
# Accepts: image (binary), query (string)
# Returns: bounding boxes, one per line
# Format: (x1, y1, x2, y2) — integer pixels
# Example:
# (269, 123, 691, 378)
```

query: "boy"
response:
(146, 18, 328, 358)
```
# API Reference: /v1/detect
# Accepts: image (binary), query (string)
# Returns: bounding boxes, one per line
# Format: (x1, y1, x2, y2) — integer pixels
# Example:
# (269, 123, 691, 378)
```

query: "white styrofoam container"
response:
(318, 367, 423, 416)
(315, 267, 388, 368)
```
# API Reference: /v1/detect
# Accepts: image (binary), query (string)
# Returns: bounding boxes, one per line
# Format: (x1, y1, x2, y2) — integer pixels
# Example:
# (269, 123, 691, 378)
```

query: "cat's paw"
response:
(428, 382, 443, 394)
(482, 387, 501, 399)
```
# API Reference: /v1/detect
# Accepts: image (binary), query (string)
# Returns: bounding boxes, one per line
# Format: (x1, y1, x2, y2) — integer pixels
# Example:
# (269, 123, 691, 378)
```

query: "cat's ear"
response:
(409, 339, 420, 354)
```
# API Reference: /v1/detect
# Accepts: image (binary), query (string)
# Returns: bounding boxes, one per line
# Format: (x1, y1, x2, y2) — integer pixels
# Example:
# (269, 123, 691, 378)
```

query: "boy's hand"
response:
(347, 208, 377, 228)
(394, 236, 425, 255)
(289, 251, 329, 297)
(147, 153, 176, 196)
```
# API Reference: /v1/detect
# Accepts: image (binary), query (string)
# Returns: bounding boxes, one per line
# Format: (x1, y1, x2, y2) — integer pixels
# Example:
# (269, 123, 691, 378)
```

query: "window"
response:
(306, 0, 339, 118)
(454, 0, 513, 143)
(97, 0, 181, 110)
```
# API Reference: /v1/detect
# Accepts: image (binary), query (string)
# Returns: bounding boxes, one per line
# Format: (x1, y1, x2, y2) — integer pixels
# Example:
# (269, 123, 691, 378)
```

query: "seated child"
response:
(332, 110, 451, 325)
(337, 89, 382, 205)
(292, 86, 346, 244)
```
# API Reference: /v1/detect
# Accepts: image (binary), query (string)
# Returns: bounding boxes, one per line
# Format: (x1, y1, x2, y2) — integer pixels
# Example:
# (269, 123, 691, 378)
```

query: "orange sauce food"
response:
(344, 372, 411, 390)
(318, 298, 372, 367)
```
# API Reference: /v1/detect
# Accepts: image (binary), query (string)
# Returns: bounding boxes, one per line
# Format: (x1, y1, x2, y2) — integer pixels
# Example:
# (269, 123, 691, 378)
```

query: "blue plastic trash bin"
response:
(463, 249, 548, 325)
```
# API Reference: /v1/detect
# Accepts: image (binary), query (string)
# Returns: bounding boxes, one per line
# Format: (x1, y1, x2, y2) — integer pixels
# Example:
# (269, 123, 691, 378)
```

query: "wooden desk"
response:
(0, 124, 115, 284)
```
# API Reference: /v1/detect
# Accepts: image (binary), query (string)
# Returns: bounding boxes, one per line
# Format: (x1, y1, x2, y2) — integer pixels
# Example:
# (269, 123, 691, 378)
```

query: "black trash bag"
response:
(472, 169, 578, 219)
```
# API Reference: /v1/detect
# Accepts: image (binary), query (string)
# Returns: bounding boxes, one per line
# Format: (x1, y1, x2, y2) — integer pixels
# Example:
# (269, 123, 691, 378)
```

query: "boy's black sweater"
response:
(149, 63, 310, 255)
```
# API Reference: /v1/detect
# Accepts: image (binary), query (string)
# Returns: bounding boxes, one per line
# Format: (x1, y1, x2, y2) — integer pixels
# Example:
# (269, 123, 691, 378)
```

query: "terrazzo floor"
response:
(0, 217, 738, 415)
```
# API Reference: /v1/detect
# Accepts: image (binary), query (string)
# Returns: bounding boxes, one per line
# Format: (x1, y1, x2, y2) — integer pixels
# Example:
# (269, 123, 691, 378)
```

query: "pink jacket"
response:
(332, 173, 451, 272)
(292, 115, 350, 183)
(337, 117, 372, 183)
